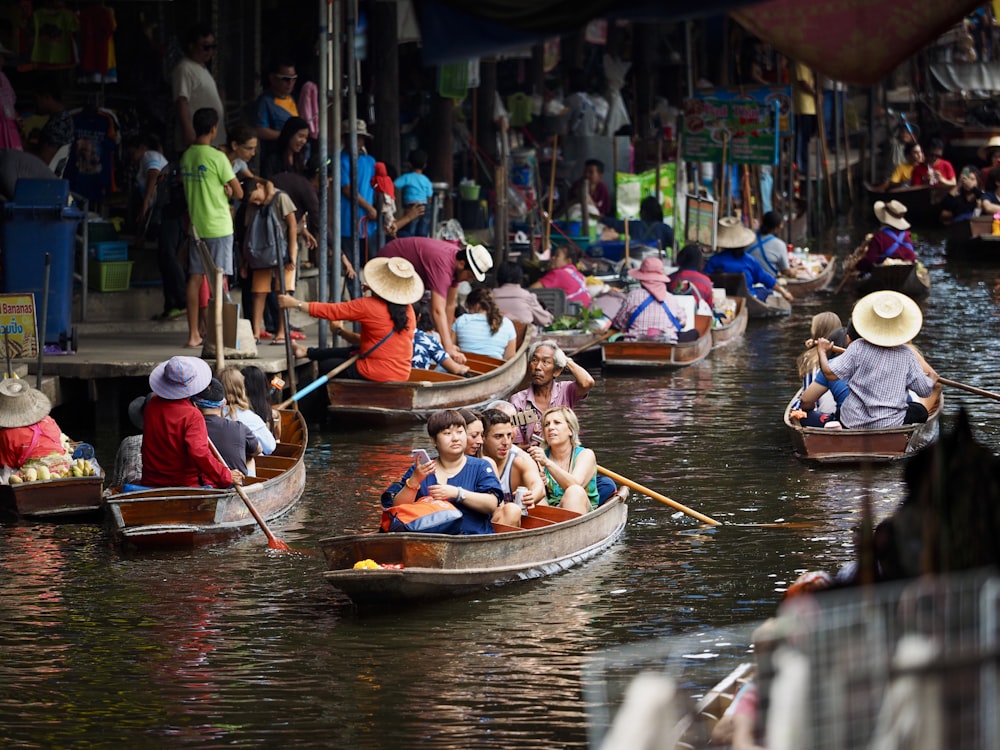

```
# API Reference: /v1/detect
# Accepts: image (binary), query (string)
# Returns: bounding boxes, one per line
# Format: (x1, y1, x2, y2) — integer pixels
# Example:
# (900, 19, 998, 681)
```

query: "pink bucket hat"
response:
(149, 356, 213, 400)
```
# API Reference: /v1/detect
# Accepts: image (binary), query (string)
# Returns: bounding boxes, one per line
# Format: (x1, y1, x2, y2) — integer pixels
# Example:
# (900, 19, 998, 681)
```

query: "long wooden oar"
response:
(276, 354, 360, 410)
(597, 465, 721, 525)
(208, 440, 291, 551)
(567, 328, 616, 357)
(939, 377, 1000, 402)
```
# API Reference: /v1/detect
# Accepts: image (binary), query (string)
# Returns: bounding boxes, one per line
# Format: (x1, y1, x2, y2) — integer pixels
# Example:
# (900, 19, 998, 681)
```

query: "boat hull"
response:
(710, 272, 791, 318)
(325, 336, 531, 423)
(536, 329, 605, 366)
(710, 297, 748, 348)
(320, 490, 628, 603)
(864, 184, 946, 227)
(106, 409, 307, 548)
(601, 315, 713, 369)
(946, 216, 1000, 258)
(785, 255, 835, 297)
(0, 475, 104, 520)
(783, 391, 941, 464)
(856, 262, 930, 299)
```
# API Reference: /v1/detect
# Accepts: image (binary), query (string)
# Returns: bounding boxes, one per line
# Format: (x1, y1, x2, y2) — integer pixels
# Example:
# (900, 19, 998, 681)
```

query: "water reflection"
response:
(2, 225, 1000, 747)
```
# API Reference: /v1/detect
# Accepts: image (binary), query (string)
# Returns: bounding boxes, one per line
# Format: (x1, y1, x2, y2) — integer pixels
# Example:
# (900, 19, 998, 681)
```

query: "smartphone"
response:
(411, 449, 431, 464)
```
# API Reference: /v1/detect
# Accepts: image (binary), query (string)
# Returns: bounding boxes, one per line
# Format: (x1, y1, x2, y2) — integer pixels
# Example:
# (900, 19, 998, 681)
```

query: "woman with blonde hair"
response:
(525, 406, 598, 514)
(220, 366, 277, 456)
(796, 311, 843, 381)
(453, 287, 518, 360)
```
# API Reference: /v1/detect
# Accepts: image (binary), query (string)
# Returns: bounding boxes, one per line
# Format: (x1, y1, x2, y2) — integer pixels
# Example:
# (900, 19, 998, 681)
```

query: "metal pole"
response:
(318, 0, 331, 349)
(347, 1, 361, 299)
(833, 83, 842, 211)
(36, 253, 50, 387)
(331, 0, 343, 305)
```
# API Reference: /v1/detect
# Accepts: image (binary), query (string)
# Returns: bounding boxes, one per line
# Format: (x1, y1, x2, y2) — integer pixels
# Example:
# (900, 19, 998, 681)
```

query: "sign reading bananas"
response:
(0, 294, 39, 360)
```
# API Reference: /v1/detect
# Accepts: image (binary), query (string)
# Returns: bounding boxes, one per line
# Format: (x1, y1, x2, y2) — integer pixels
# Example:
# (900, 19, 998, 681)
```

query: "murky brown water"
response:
(2, 224, 1000, 749)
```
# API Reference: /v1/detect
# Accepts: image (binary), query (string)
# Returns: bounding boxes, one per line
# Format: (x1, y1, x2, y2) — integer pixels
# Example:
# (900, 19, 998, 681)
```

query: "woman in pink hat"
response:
(611, 256, 697, 342)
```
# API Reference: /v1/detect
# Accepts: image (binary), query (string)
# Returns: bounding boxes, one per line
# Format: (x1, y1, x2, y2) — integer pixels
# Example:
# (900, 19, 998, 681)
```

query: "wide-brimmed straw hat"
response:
(628, 256, 673, 283)
(873, 199, 910, 230)
(363, 256, 425, 305)
(341, 118, 372, 137)
(715, 216, 756, 249)
(0, 379, 51, 428)
(851, 290, 922, 347)
(465, 243, 493, 282)
(978, 134, 1000, 161)
(149, 356, 213, 400)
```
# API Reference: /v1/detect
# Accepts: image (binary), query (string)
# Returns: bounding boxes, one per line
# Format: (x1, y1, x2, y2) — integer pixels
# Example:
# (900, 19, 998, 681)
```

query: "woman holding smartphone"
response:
(383, 410, 503, 535)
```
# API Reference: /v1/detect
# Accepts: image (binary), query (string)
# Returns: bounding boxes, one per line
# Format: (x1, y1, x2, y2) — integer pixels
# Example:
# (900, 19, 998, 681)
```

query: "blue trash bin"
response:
(1, 179, 82, 350)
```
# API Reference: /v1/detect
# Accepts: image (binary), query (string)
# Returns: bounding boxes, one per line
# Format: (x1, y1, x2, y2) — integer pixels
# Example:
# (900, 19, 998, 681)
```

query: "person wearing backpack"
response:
(239, 176, 298, 344)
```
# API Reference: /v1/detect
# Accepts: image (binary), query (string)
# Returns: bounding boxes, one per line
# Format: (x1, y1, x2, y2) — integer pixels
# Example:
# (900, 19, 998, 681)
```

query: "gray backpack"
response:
(243, 193, 288, 270)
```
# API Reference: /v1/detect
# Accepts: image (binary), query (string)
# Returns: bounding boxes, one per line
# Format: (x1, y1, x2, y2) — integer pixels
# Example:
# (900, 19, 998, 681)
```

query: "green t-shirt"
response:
(180, 145, 235, 239)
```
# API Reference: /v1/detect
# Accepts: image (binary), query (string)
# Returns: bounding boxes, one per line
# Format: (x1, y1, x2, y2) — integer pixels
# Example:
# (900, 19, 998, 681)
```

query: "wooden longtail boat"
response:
(324, 335, 531, 424)
(710, 296, 748, 348)
(946, 216, 1000, 258)
(105, 409, 307, 548)
(856, 261, 930, 300)
(709, 272, 791, 318)
(601, 314, 713, 370)
(537, 328, 607, 366)
(320, 487, 629, 604)
(785, 254, 836, 298)
(0, 474, 104, 520)
(783, 389, 941, 464)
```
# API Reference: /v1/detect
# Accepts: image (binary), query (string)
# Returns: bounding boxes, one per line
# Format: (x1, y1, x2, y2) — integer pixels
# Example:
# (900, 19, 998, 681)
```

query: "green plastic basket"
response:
(88, 260, 133, 292)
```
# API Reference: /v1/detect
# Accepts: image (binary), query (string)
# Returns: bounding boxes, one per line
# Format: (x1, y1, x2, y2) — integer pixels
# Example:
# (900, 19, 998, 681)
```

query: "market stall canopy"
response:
(413, 0, 982, 85)
(731, 0, 984, 85)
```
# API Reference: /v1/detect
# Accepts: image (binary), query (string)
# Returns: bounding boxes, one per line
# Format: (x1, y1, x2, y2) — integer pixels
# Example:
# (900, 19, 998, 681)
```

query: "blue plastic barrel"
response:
(1, 179, 83, 348)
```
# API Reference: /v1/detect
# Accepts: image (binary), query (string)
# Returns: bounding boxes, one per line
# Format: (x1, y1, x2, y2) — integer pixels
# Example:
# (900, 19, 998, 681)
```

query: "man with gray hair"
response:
(509, 339, 594, 445)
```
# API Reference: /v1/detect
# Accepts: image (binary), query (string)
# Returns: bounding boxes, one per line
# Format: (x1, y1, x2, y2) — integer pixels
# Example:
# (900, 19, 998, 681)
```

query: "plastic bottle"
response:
(993, 213, 1000, 236)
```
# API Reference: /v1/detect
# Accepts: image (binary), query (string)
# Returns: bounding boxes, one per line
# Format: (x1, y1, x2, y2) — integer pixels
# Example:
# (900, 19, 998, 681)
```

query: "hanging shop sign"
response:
(680, 98, 780, 165)
(698, 86, 792, 135)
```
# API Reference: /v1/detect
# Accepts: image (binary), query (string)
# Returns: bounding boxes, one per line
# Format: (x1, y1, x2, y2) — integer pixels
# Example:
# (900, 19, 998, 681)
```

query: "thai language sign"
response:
(681, 98, 780, 165)
(0, 294, 39, 360)
(698, 86, 792, 134)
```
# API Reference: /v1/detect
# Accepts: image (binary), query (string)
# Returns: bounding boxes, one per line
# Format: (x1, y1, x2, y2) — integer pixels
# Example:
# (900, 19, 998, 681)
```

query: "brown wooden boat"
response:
(536, 328, 607, 366)
(856, 260, 930, 299)
(946, 216, 1000, 258)
(783, 389, 941, 464)
(601, 314, 713, 370)
(710, 296, 748, 348)
(105, 409, 307, 548)
(785, 254, 835, 298)
(325, 334, 531, 423)
(0, 474, 104, 520)
(320, 487, 629, 604)
(674, 663, 755, 749)
(709, 272, 791, 318)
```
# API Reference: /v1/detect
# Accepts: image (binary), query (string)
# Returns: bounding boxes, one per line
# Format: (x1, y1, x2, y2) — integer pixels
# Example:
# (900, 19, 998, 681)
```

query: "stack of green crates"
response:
(88, 241, 133, 292)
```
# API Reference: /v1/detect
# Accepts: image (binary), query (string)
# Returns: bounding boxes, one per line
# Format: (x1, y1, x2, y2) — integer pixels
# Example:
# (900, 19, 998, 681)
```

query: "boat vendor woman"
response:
(0, 380, 69, 470)
(509, 339, 595, 445)
(815, 291, 938, 430)
(278, 256, 423, 382)
(383, 409, 504, 535)
(747, 211, 794, 279)
(141, 355, 242, 489)
(857, 200, 916, 275)
(526, 406, 599, 514)
(612, 256, 696, 343)
(704, 216, 794, 306)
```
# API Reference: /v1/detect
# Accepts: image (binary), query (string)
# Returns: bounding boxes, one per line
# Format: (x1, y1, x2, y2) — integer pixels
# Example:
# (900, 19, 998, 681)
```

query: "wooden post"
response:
(213, 267, 224, 373)
(544, 134, 558, 254)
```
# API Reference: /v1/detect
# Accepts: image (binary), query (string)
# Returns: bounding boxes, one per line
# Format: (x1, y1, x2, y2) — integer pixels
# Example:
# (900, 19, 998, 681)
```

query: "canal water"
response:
(2, 225, 1000, 749)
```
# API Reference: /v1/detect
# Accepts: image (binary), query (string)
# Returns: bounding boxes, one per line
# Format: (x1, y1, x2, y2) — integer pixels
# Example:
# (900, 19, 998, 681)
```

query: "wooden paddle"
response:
(567, 328, 616, 357)
(939, 377, 1000, 402)
(597, 465, 721, 525)
(276, 354, 360, 409)
(833, 236, 870, 295)
(207, 440, 291, 551)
